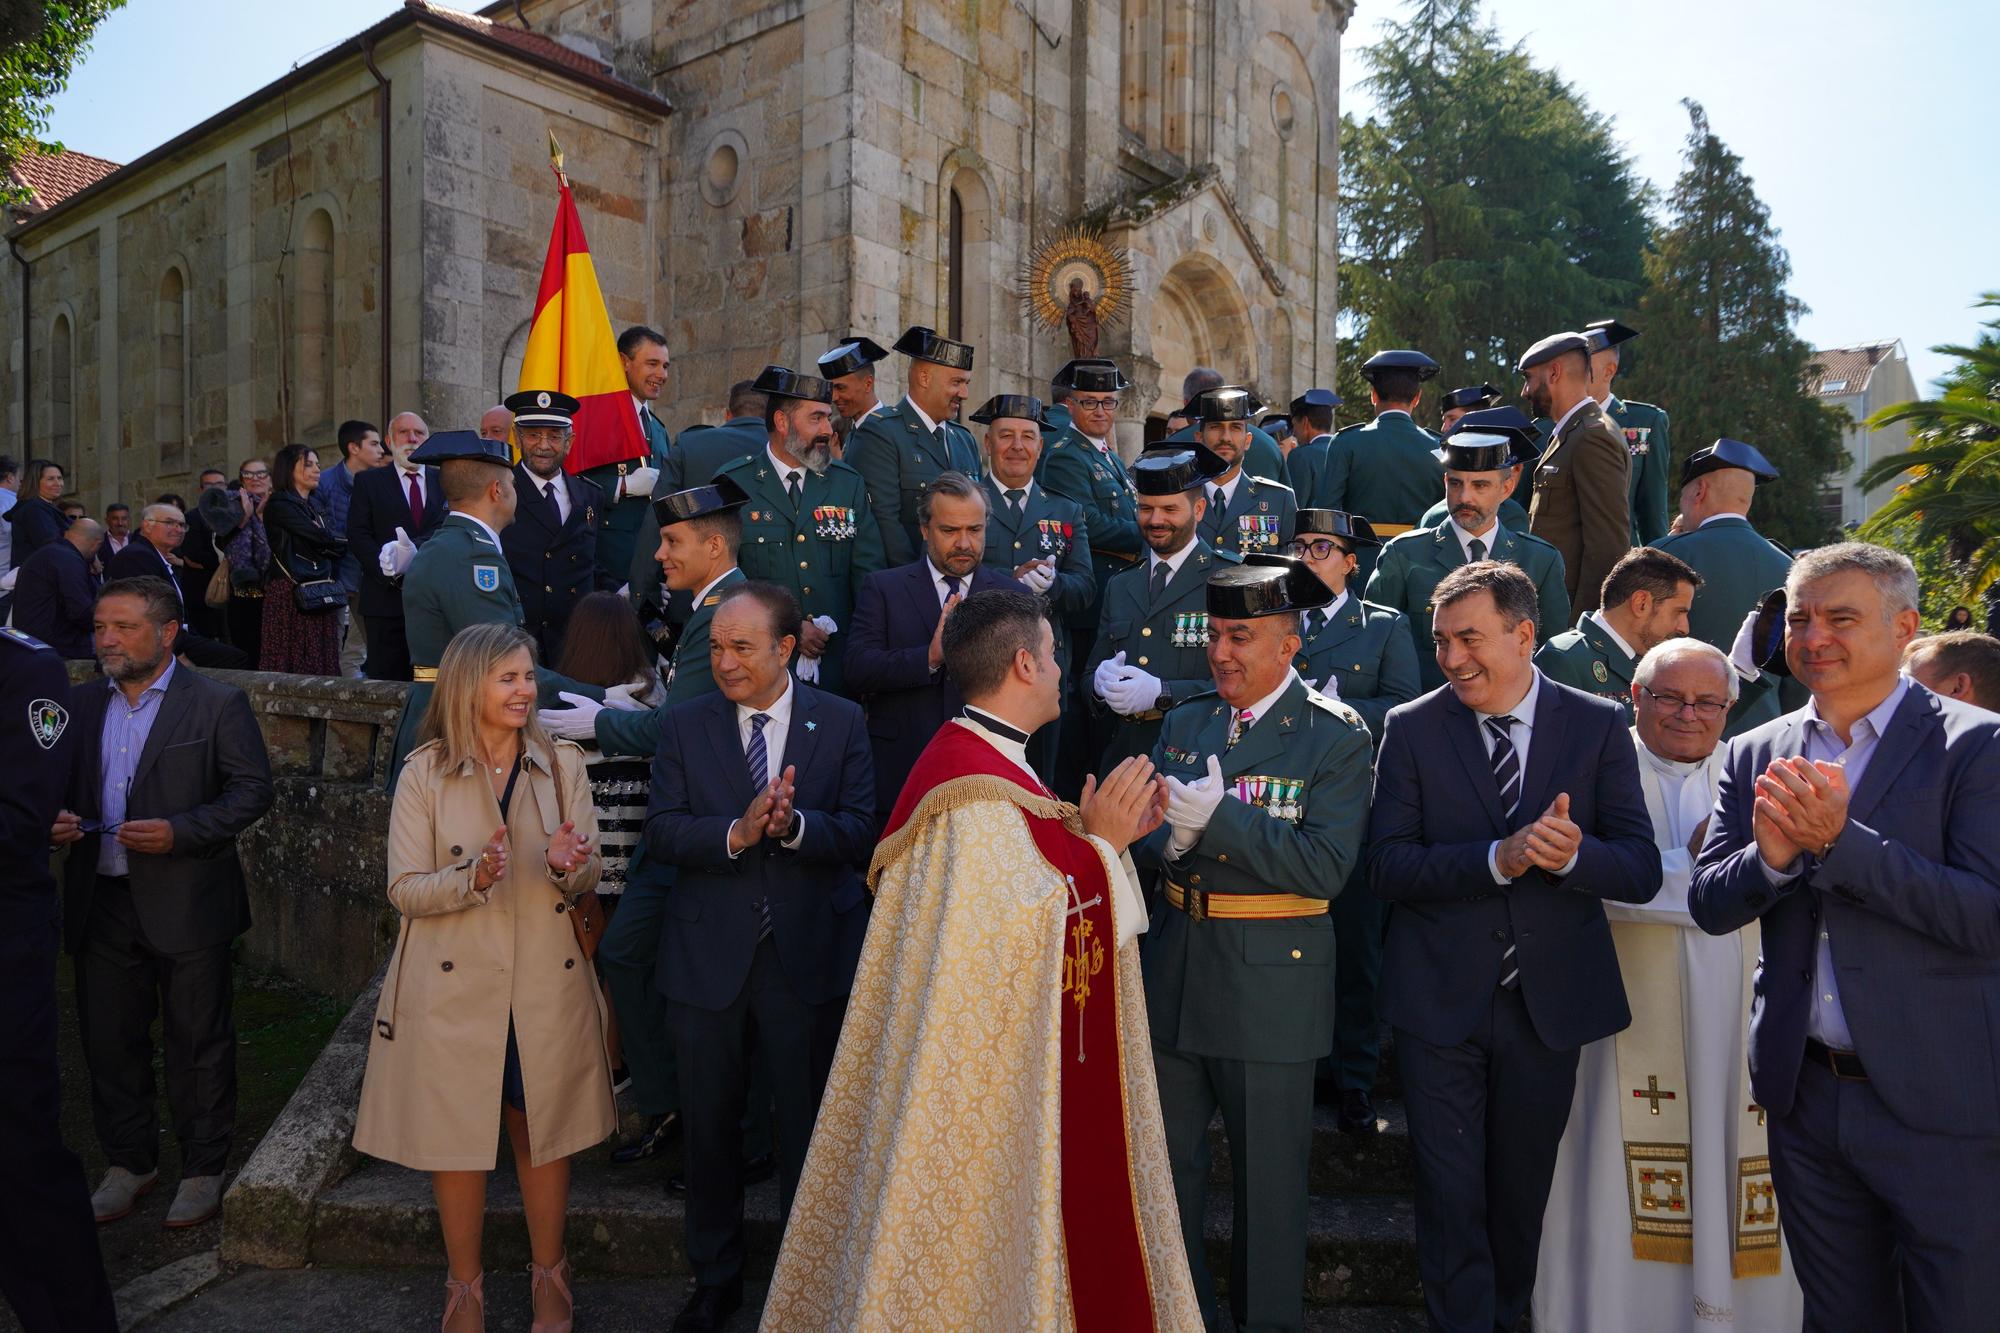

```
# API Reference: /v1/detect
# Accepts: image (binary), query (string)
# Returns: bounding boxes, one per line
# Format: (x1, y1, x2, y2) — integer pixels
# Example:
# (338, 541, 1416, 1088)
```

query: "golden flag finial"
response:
(548, 130, 567, 187)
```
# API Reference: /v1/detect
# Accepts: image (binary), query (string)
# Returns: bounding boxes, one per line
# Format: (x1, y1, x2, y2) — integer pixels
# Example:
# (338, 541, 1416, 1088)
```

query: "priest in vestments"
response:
(1535, 639, 1803, 1331)
(760, 588, 1202, 1331)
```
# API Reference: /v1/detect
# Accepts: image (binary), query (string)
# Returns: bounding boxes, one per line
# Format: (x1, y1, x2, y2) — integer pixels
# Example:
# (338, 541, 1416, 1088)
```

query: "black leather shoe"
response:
(668, 1151, 776, 1195)
(610, 1111, 680, 1164)
(1337, 1088, 1379, 1135)
(670, 1276, 743, 1332)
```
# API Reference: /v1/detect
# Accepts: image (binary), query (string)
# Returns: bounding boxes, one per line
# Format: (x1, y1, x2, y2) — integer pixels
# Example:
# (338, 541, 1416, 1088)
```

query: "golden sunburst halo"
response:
(1018, 226, 1135, 331)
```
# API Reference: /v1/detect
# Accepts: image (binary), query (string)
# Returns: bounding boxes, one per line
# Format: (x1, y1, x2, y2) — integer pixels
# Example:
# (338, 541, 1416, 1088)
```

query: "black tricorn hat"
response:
(653, 474, 750, 528)
(409, 429, 511, 468)
(751, 364, 833, 405)
(504, 389, 580, 428)
(1438, 407, 1538, 472)
(892, 324, 975, 371)
(1207, 554, 1335, 619)
(1132, 444, 1229, 496)
(1185, 385, 1261, 423)
(1680, 437, 1780, 489)
(1441, 383, 1503, 412)
(815, 336, 890, 379)
(1294, 509, 1381, 548)
(1051, 358, 1129, 393)
(969, 394, 1051, 427)
(1584, 319, 1640, 353)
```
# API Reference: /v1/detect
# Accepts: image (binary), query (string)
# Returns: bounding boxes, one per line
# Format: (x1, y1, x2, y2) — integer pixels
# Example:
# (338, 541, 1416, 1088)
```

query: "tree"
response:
(1857, 295, 2000, 603)
(1620, 101, 1847, 550)
(1338, 0, 1650, 425)
(0, 0, 126, 204)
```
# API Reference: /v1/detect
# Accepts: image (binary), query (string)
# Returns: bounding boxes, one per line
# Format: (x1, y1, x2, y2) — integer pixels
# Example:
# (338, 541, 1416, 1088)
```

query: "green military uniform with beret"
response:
(842, 326, 983, 566)
(1141, 559, 1375, 1333)
(1534, 612, 1638, 718)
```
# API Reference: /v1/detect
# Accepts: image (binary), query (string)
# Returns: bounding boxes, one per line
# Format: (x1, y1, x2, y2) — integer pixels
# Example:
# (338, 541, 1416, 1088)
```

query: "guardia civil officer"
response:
(1187, 385, 1298, 558)
(843, 325, 982, 564)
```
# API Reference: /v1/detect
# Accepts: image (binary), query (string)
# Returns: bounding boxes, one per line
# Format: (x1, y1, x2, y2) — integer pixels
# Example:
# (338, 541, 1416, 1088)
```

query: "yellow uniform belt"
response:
(1166, 880, 1329, 921)
(1124, 708, 1165, 723)
(1372, 522, 1415, 537)
(412, 666, 438, 682)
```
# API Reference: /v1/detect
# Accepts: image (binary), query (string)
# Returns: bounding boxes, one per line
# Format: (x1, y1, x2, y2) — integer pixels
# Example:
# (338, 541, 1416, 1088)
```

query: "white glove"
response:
(1100, 665, 1164, 716)
(378, 526, 416, 578)
(1316, 672, 1341, 701)
(1018, 562, 1055, 594)
(537, 690, 604, 740)
(602, 681, 648, 711)
(0, 567, 15, 592)
(1729, 604, 1764, 681)
(812, 614, 838, 635)
(622, 466, 659, 500)
(797, 657, 821, 683)
(1092, 650, 1128, 701)
(1164, 754, 1227, 848)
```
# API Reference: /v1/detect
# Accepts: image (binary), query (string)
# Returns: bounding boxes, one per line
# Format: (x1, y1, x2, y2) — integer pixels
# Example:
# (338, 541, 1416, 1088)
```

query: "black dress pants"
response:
(362, 612, 412, 681)
(73, 877, 237, 1177)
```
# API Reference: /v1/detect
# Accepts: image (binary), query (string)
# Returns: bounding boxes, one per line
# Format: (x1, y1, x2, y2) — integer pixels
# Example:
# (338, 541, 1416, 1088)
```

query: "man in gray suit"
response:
(52, 576, 275, 1230)
(1692, 542, 2000, 1333)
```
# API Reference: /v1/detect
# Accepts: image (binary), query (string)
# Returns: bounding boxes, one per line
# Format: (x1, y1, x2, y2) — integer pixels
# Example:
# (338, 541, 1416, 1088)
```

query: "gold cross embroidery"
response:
(1633, 1075, 1677, 1115)
(1061, 876, 1105, 1064)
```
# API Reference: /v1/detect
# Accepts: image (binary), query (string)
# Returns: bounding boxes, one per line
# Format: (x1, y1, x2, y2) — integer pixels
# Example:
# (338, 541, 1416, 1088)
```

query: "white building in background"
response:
(1807, 340, 1920, 528)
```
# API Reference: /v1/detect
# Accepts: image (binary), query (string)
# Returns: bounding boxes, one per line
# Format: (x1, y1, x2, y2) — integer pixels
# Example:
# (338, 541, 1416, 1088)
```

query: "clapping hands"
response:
(1496, 792, 1582, 879)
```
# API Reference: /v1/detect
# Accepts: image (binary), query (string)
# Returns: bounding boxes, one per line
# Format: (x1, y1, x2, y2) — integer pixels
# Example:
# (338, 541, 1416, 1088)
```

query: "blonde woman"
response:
(354, 622, 612, 1333)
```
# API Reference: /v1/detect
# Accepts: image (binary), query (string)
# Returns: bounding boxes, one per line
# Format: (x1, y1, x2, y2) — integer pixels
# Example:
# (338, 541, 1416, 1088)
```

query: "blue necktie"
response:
(747, 713, 773, 939)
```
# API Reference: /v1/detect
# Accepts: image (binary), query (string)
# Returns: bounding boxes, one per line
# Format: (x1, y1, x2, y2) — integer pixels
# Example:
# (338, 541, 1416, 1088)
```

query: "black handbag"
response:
(274, 547, 343, 615)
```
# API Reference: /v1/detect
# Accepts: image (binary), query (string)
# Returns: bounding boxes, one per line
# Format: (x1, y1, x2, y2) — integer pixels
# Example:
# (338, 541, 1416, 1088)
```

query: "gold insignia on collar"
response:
(1279, 715, 1293, 727)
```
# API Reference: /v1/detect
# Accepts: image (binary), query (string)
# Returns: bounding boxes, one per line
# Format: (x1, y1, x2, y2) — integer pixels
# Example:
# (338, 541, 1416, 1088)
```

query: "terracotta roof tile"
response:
(1806, 342, 1897, 397)
(6, 148, 122, 214)
(408, 2, 632, 86)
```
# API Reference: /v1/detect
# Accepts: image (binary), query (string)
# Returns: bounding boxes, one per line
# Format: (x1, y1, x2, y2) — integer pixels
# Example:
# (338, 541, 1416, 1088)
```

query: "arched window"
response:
(947, 189, 965, 342)
(48, 312, 73, 477)
(158, 267, 188, 472)
(942, 167, 993, 358)
(294, 209, 335, 440)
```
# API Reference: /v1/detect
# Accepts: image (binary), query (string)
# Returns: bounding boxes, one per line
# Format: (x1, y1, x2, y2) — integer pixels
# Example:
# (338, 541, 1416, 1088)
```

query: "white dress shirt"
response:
(926, 557, 970, 609)
(398, 465, 425, 517)
(1209, 469, 1245, 514)
(766, 445, 806, 500)
(905, 397, 941, 437)
(1168, 669, 1299, 858)
(1585, 610, 1637, 663)
(1147, 540, 1198, 585)
(1479, 670, 1579, 883)
(725, 675, 807, 857)
(530, 471, 570, 523)
(1448, 516, 1502, 563)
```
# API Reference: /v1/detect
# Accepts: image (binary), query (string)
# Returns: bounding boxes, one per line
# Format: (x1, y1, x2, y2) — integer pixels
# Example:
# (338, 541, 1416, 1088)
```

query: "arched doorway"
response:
(1146, 254, 1255, 421)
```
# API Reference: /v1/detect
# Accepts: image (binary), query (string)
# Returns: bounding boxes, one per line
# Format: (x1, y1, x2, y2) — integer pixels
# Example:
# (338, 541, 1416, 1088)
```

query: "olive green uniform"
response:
(579, 406, 671, 590)
(1198, 472, 1298, 559)
(843, 399, 983, 565)
(1417, 494, 1530, 536)
(1533, 612, 1638, 719)
(1164, 420, 1287, 485)
(980, 478, 1094, 782)
(1605, 394, 1671, 546)
(1364, 521, 1572, 691)
(1083, 541, 1236, 777)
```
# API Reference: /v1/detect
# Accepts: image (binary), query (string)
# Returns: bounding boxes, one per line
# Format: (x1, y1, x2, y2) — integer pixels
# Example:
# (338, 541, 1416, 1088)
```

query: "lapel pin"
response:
(805, 720, 817, 731)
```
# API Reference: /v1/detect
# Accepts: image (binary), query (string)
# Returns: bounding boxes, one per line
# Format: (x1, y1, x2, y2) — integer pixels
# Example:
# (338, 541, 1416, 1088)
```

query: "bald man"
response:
(478, 404, 514, 444)
(346, 410, 447, 679)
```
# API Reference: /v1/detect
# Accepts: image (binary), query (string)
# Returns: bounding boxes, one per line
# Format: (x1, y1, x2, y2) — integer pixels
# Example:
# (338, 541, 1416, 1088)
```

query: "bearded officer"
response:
(1085, 445, 1235, 779)
(1518, 329, 1632, 616)
(1584, 319, 1672, 546)
(844, 325, 982, 564)
(1534, 545, 1702, 718)
(1417, 405, 1535, 535)
(716, 365, 884, 694)
(1367, 411, 1571, 691)
(500, 389, 610, 662)
(1143, 556, 1374, 1333)
(1188, 385, 1298, 560)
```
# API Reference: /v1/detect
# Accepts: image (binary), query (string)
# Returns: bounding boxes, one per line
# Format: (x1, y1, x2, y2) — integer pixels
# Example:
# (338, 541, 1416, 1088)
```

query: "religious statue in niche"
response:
(1020, 226, 1135, 359)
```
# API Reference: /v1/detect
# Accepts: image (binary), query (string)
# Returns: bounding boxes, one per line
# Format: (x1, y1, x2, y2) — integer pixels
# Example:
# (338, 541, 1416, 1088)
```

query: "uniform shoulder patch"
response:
(1210, 548, 1244, 565)
(1250, 476, 1296, 496)
(28, 696, 68, 749)
(472, 564, 501, 593)
(1306, 689, 1364, 727)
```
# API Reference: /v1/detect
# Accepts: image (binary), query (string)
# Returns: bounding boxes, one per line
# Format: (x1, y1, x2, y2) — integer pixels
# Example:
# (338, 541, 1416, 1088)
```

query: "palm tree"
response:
(1858, 294, 2000, 587)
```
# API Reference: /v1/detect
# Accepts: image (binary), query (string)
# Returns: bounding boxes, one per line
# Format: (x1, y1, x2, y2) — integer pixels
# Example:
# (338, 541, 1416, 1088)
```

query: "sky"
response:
(42, 0, 1998, 394)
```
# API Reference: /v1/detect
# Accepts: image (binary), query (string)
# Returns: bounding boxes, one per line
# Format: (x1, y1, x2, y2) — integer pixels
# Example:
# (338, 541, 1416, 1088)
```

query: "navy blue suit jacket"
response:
(1369, 675, 1662, 1050)
(844, 558, 1017, 818)
(347, 464, 446, 617)
(14, 540, 97, 658)
(642, 682, 875, 1011)
(501, 464, 611, 661)
(1691, 685, 2000, 1135)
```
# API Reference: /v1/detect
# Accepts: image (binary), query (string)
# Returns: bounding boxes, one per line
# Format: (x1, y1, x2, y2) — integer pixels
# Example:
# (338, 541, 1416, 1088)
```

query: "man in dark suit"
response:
(845, 471, 1015, 820)
(105, 503, 248, 669)
(346, 411, 445, 680)
(1519, 331, 1632, 616)
(643, 580, 875, 1333)
(1691, 542, 2000, 1332)
(498, 389, 610, 662)
(174, 469, 230, 641)
(13, 517, 102, 657)
(51, 576, 275, 1230)
(1369, 560, 1660, 1333)
(1, 624, 117, 1332)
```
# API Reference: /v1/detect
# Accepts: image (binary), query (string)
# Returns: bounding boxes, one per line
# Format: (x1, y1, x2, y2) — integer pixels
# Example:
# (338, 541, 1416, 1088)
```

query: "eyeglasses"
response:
(1286, 538, 1353, 561)
(1070, 396, 1121, 412)
(146, 518, 188, 529)
(240, 469, 269, 479)
(1640, 686, 1728, 720)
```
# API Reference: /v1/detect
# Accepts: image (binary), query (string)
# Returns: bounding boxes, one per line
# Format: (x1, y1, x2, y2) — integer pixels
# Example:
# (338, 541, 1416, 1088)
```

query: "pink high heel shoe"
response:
(529, 1253, 575, 1333)
(441, 1270, 485, 1332)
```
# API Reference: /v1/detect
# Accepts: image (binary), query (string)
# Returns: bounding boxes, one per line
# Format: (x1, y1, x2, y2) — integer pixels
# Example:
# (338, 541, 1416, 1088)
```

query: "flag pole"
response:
(548, 129, 568, 190)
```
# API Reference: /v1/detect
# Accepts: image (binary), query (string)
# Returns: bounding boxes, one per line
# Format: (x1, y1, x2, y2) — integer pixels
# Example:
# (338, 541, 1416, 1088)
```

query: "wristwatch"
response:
(1153, 685, 1173, 712)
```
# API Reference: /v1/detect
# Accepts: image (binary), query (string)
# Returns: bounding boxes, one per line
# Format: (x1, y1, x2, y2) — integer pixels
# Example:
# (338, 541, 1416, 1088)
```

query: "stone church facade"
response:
(3, 0, 1351, 506)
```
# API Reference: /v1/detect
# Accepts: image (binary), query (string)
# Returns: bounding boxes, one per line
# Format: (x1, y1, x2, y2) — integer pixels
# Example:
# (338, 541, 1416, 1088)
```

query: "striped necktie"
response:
(746, 712, 773, 940)
(1486, 714, 1523, 988)
(1226, 708, 1255, 749)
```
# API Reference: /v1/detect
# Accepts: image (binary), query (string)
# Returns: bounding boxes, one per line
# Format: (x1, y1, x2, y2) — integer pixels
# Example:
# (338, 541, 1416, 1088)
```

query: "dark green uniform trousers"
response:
(1153, 1044, 1316, 1333)
(1329, 859, 1387, 1092)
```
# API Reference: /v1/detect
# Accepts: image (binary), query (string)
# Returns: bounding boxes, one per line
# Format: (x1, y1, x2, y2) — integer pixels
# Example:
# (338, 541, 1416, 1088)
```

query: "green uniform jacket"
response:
(1655, 515, 1796, 736)
(979, 478, 1094, 676)
(1527, 400, 1631, 616)
(1364, 521, 1572, 691)
(1036, 426, 1139, 624)
(1417, 495, 1530, 535)
(1533, 613, 1637, 719)
(1297, 595, 1422, 743)
(1164, 420, 1286, 484)
(844, 399, 983, 566)
(1140, 674, 1375, 1063)
(580, 406, 672, 591)
(1606, 394, 1671, 546)
(626, 418, 767, 627)
(720, 454, 884, 695)
(1284, 431, 1335, 498)
(1305, 413, 1444, 529)
(1198, 472, 1297, 558)
(391, 514, 601, 774)
(1084, 541, 1236, 774)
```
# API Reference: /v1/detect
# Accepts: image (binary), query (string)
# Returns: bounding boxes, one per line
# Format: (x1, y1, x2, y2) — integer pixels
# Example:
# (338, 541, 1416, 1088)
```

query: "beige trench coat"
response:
(353, 736, 616, 1170)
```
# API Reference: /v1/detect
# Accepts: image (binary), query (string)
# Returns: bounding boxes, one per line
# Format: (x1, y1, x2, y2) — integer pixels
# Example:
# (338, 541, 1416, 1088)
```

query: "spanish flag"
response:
(519, 133, 646, 475)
